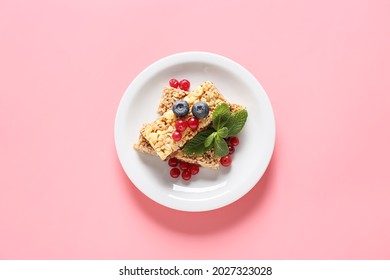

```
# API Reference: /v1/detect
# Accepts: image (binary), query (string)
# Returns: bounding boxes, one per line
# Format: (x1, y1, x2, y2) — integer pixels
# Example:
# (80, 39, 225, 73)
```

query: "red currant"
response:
(230, 136, 239, 146)
(189, 164, 199, 175)
(182, 170, 192, 180)
(179, 161, 189, 170)
(175, 119, 187, 132)
(168, 157, 179, 167)
(228, 145, 235, 154)
(172, 131, 182, 142)
(170, 167, 180, 178)
(187, 116, 199, 130)
(220, 155, 232, 167)
(169, 78, 179, 88)
(179, 79, 190, 91)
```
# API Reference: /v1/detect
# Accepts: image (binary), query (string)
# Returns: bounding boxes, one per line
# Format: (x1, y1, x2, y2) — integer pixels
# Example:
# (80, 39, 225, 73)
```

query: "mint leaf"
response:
(212, 103, 231, 130)
(183, 128, 215, 156)
(184, 106, 248, 157)
(225, 109, 248, 137)
(217, 127, 228, 138)
(205, 132, 216, 148)
(214, 135, 229, 157)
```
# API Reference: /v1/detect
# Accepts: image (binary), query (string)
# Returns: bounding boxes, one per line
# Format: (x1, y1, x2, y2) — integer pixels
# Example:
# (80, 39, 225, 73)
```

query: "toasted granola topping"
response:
(157, 87, 188, 115)
(175, 150, 220, 169)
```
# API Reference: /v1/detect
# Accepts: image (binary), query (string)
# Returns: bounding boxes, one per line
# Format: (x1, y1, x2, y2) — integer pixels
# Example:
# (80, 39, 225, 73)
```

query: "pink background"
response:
(1, 0, 389, 259)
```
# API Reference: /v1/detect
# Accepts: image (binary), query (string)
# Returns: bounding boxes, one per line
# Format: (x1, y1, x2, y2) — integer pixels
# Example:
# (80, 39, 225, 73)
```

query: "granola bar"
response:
(175, 150, 220, 169)
(157, 87, 188, 115)
(141, 81, 228, 160)
(134, 131, 220, 168)
(133, 124, 157, 155)
(134, 85, 246, 168)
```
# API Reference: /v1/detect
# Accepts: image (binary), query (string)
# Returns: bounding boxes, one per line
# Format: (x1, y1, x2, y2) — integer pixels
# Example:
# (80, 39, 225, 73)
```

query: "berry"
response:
(175, 119, 188, 132)
(168, 157, 179, 167)
(179, 79, 190, 91)
(192, 102, 209, 119)
(182, 170, 192, 180)
(228, 145, 235, 154)
(220, 155, 232, 167)
(170, 167, 180, 178)
(189, 164, 199, 175)
(172, 100, 190, 117)
(172, 131, 182, 142)
(169, 78, 179, 88)
(187, 116, 199, 130)
(230, 136, 239, 146)
(179, 161, 189, 170)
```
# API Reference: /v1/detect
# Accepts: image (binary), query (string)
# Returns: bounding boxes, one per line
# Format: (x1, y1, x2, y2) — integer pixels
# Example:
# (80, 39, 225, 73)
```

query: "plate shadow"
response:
(117, 146, 278, 235)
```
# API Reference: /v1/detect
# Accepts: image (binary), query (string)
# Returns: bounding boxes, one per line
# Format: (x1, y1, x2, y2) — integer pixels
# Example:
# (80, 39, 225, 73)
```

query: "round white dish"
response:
(115, 52, 275, 212)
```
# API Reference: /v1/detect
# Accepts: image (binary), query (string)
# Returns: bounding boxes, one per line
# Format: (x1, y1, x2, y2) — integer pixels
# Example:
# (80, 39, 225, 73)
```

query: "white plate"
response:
(115, 52, 275, 212)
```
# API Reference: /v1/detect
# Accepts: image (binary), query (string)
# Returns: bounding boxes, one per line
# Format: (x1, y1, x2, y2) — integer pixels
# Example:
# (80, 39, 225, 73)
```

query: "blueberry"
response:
(192, 102, 209, 119)
(172, 100, 190, 117)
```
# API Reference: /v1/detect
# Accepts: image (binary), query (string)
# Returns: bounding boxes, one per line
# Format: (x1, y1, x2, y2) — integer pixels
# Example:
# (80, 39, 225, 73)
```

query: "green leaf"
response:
(212, 103, 231, 130)
(183, 128, 215, 156)
(214, 135, 229, 157)
(205, 132, 216, 148)
(217, 127, 228, 138)
(225, 109, 248, 137)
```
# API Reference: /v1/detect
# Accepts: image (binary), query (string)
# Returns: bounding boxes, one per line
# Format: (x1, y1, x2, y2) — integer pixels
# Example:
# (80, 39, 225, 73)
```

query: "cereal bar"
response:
(141, 81, 228, 160)
(156, 87, 188, 115)
(134, 85, 245, 168)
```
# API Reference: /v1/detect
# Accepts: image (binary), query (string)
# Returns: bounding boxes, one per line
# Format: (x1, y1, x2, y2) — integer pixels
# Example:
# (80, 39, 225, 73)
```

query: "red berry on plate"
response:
(182, 170, 192, 180)
(168, 157, 179, 167)
(179, 161, 189, 170)
(175, 119, 188, 132)
(220, 155, 232, 167)
(172, 130, 182, 142)
(230, 136, 239, 146)
(228, 145, 235, 154)
(170, 167, 180, 178)
(169, 78, 179, 88)
(189, 164, 199, 175)
(179, 79, 190, 91)
(187, 116, 199, 130)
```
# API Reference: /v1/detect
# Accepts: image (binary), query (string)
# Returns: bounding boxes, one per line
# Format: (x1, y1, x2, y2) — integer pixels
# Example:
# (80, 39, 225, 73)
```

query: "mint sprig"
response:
(205, 132, 217, 148)
(225, 109, 248, 137)
(217, 127, 228, 138)
(212, 103, 230, 130)
(182, 128, 214, 156)
(183, 103, 248, 157)
(214, 135, 229, 157)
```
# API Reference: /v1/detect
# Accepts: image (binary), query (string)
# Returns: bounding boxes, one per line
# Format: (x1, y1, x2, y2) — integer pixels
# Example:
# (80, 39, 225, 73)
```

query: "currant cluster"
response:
(169, 78, 190, 91)
(172, 117, 199, 141)
(169, 78, 209, 142)
(168, 157, 200, 181)
(220, 136, 240, 167)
